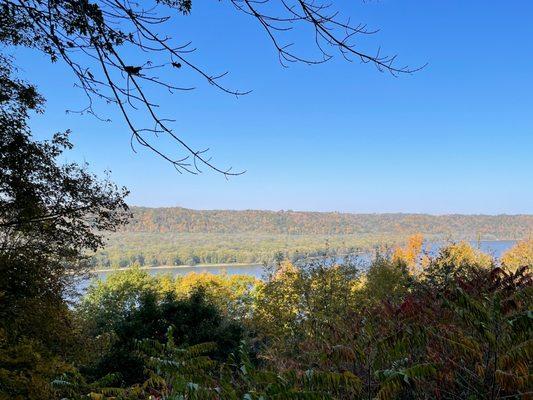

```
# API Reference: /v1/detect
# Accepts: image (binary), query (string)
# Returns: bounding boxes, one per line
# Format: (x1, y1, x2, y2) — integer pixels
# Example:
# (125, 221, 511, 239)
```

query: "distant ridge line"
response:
(121, 206, 532, 238)
(130, 205, 530, 217)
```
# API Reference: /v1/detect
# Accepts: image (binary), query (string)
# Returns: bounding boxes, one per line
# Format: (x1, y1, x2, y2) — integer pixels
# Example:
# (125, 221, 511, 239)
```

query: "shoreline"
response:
(92, 239, 519, 274)
(92, 262, 264, 273)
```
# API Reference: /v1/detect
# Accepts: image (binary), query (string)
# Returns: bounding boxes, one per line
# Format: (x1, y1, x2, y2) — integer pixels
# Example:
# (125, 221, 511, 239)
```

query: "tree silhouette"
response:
(1, 0, 423, 175)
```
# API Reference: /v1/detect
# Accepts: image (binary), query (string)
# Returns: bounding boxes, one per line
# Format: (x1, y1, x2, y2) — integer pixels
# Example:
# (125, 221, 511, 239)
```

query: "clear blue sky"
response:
(15, 0, 533, 214)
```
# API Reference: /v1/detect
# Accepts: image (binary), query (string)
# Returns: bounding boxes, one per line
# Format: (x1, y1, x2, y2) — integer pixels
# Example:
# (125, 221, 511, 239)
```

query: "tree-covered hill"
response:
(88, 208, 532, 268)
(125, 206, 532, 239)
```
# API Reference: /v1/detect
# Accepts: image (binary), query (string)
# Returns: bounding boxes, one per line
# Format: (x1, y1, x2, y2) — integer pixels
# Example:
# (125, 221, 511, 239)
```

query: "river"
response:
(79, 240, 517, 292)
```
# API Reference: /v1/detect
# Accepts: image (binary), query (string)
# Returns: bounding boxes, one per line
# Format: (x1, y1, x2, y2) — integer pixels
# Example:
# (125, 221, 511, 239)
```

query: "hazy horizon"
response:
(127, 204, 533, 217)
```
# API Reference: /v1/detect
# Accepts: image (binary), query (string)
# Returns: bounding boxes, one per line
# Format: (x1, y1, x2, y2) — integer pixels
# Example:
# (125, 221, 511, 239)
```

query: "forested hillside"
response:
(126, 206, 532, 237)
(90, 207, 533, 268)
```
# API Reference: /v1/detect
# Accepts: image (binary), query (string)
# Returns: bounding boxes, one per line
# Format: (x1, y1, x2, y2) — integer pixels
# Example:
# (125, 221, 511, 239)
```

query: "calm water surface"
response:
(79, 240, 517, 292)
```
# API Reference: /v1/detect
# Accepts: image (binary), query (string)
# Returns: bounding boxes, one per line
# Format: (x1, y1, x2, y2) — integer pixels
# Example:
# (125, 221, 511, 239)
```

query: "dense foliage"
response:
(126, 207, 532, 237)
(2, 3, 529, 400)
(93, 232, 381, 268)
(82, 289, 244, 386)
(10, 239, 527, 400)
(90, 206, 532, 268)
(0, 56, 129, 400)
(502, 239, 533, 271)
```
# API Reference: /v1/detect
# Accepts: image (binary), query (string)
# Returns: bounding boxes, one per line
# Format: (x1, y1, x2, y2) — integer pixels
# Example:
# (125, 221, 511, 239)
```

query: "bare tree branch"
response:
(1, 0, 423, 176)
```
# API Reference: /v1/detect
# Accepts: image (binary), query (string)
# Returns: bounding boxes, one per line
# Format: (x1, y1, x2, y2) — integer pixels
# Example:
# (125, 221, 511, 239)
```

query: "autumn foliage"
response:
(32, 239, 531, 400)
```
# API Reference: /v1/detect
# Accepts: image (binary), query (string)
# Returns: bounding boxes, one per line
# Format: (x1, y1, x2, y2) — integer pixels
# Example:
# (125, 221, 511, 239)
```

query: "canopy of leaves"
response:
(501, 238, 533, 271)
(0, 55, 129, 400)
(82, 287, 244, 386)
(66, 242, 531, 400)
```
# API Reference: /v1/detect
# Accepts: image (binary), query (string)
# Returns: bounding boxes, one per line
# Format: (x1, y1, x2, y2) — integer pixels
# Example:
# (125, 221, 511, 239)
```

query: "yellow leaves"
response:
(254, 261, 362, 349)
(171, 271, 258, 319)
(158, 274, 175, 294)
(253, 262, 303, 338)
(501, 238, 533, 271)
(393, 233, 425, 270)
(272, 260, 300, 281)
(86, 267, 259, 320)
(437, 241, 493, 269)
(174, 271, 257, 298)
(351, 275, 366, 293)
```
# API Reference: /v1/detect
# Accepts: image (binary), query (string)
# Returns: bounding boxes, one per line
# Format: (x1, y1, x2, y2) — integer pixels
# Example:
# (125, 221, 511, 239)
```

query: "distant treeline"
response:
(94, 233, 387, 268)
(125, 207, 532, 237)
(90, 207, 532, 268)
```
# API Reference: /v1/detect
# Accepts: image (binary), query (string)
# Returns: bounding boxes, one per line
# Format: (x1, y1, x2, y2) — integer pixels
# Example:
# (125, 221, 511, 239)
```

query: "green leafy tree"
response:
(420, 267, 532, 399)
(360, 252, 413, 305)
(79, 268, 158, 336)
(0, 58, 129, 400)
(254, 257, 361, 368)
(82, 286, 244, 386)
(422, 241, 493, 289)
